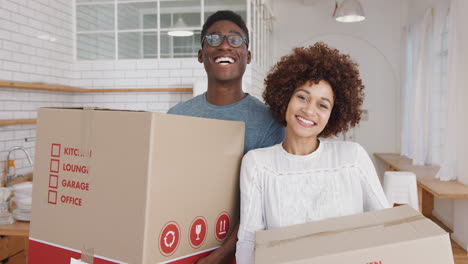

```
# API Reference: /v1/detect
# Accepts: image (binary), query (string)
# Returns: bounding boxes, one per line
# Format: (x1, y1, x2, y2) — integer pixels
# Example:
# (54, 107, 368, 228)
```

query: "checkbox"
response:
(49, 175, 58, 189)
(50, 159, 60, 173)
(48, 190, 57, 204)
(51, 144, 61, 157)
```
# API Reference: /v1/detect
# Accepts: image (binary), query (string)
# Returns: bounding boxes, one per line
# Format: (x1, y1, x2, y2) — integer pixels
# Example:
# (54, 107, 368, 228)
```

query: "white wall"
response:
(407, 0, 446, 25)
(269, 0, 404, 177)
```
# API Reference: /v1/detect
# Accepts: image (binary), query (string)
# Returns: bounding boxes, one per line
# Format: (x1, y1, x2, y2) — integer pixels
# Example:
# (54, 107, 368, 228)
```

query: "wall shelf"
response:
(0, 81, 193, 93)
(0, 119, 36, 127)
(0, 81, 194, 127)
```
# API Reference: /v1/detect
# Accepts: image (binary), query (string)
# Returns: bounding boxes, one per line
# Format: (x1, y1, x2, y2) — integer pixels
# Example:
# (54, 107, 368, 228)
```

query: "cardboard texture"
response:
(29, 108, 245, 264)
(255, 205, 454, 264)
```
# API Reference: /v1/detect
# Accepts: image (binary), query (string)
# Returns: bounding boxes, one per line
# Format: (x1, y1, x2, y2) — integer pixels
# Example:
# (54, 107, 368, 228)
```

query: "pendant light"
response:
(168, 14, 194, 37)
(335, 0, 366, 23)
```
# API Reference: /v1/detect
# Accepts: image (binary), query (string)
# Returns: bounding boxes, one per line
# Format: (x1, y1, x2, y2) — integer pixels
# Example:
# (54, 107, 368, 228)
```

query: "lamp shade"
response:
(335, 0, 366, 23)
(168, 15, 194, 37)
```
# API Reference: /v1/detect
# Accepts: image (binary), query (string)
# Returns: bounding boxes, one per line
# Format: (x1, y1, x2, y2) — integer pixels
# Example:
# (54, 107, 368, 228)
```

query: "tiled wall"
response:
(0, 0, 74, 85)
(0, 88, 73, 180)
(72, 91, 191, 112)
(71, 59, 205, 89)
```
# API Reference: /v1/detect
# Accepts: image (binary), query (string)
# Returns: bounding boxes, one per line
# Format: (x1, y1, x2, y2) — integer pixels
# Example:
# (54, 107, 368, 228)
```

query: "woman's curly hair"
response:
(263, 42, 364, 138)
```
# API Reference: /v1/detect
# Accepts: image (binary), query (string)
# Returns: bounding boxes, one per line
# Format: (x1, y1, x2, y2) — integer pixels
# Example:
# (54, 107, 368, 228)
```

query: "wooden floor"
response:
(453, 241, 468, 264)
(429, 214, 468, 264)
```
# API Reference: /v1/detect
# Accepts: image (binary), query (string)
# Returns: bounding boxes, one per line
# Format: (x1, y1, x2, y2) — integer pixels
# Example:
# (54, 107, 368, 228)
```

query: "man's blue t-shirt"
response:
(167, 93, 285, 154)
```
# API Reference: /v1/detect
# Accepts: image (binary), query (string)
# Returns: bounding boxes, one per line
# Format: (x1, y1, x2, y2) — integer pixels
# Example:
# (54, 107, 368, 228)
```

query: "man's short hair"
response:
(201, 10, 249, 48)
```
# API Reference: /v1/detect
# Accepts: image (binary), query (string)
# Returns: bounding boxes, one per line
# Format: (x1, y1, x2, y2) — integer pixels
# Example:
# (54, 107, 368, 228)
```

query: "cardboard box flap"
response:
(256, 205, 425, 246)
(255, 206, 449, 262)
(257, 214, 427, 249)
(40, 106, 146, 112)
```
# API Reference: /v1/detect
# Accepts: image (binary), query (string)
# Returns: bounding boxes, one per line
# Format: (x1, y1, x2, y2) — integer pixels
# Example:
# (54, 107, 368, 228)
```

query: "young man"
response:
(167, 11, 285, 263)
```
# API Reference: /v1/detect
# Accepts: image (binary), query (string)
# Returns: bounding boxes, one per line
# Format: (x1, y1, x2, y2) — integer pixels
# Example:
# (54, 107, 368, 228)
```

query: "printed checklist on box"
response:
(48, 143, 92, 207)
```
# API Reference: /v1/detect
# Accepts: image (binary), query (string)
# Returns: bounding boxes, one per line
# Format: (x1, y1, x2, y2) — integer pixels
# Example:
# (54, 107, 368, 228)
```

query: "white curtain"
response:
(401, 8, 434, 165)
(401, 2, 455, 179)
(439, 0, 468, 182)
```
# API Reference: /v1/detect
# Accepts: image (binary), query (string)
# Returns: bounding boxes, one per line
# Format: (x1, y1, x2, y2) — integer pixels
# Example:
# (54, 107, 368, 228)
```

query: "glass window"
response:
(160, 30, 201, 58)
(118, 32, 158, 59)
(77, 4, 114, 31)
(118, 2, 158, 30)
(77, 33, 115, 60)
(161, 13, 172, 28)
(204, 0, 247, 23)
(143, 32, 159, 59)
(160, 0, 201, 28)
(75, 0, 256, 60)
(77, 0, 113, 3)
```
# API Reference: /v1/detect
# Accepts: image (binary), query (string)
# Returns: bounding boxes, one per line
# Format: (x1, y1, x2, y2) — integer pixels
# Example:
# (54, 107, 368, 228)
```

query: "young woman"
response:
(235, 42, 390, 264)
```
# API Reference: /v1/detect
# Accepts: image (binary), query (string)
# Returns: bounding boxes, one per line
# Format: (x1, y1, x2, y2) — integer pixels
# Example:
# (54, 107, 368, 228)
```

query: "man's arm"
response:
(196, 223, 239, 264)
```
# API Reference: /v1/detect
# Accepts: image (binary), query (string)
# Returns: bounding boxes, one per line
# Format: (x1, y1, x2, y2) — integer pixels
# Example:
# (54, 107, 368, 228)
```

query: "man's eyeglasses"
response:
(202, 34, 248, 48)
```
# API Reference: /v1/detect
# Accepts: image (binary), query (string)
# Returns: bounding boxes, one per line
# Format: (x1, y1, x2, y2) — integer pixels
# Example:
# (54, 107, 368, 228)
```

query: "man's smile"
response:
(214, 56, 236, 65)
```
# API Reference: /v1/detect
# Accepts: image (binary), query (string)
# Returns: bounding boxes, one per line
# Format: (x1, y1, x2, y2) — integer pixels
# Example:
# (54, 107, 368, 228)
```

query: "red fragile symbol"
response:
(189, 216, 207, 249)
(215, 212, 230, 241)
(159, 221, 180, 257)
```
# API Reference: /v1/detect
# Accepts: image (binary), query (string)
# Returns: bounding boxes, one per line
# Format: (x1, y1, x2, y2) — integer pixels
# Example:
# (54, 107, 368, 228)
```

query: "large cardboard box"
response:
(29, 108, 245, 264)
(255, 205, 454, 264)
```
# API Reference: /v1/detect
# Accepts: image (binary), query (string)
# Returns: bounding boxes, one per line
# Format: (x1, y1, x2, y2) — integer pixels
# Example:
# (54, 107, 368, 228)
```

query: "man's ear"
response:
(198, 49, 203, 63)
(247, 50, 252, 64)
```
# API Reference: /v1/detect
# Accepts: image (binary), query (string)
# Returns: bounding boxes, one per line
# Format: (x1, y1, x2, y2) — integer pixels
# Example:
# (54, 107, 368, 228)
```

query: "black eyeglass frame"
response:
(201, 34, 249, 48)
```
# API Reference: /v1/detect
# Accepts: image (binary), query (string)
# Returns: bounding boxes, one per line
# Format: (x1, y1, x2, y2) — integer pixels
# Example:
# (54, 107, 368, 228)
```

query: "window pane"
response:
(161, 13, 172, 28)
(77, 4, 114, 31)
(77, 33, 115, 60)
(160, 0, 201, 28)
(118, 2, 157, 30)
(160, 31, 201, 58)
(204, 0, 247, 23)
(77, 0, 113, 3)
(118, 32, 158, 59)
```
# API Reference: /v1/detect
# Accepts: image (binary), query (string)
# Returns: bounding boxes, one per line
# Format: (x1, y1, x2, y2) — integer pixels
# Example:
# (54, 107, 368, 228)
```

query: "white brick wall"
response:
(0, 87, 72, 178)
(0, 0, 74, 85)
(71, 58, 205, 89)
(71, 91, 190, 112)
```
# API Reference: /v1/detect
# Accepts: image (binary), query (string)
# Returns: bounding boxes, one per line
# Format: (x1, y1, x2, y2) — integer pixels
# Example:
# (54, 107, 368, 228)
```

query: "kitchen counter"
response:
(0, 221, 29, 237)
(0, 221, 29, 264)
